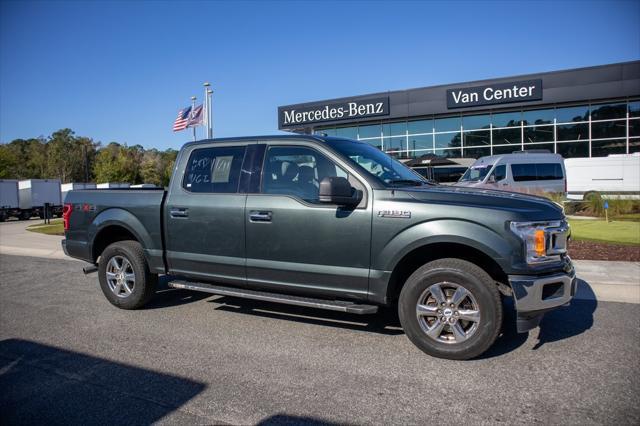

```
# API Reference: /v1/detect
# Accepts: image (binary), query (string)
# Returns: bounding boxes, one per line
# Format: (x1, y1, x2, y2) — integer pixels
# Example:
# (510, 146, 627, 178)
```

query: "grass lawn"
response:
(568, 219, 640, 245)
(613, 213, 640, 222)
(26, 218, 64, 236)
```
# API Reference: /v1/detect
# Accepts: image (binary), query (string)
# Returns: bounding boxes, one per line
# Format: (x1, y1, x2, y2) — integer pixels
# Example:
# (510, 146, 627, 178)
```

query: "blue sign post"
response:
(604, 200, 609, 222)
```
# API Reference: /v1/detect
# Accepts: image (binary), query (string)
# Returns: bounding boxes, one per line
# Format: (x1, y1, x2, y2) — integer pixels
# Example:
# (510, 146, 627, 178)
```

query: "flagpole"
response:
(207, 88, 213, 138)
(204, 82, 212, 139)
(190, 96, 197, 141)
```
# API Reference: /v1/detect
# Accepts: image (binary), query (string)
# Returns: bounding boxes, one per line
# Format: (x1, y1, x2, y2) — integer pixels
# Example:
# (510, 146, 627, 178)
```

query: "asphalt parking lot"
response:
(1, 252, 638, 425)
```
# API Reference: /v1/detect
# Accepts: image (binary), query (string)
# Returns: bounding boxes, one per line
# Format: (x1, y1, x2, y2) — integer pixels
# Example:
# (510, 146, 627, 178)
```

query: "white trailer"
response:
(0, 179, 19, 221)
(61, 183, 97, 202)
(96, 183, 131, 189)
(18, 179, 62, 220)
(565, 153, 640, 200)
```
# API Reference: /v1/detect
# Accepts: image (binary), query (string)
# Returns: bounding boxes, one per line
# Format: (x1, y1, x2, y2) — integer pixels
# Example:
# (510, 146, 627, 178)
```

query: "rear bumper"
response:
(509, 264, 577, 333)
(61, 239, 92, 263)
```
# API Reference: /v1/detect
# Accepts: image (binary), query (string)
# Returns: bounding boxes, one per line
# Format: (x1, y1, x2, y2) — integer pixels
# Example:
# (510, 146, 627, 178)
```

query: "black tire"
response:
(98, 240, 157, 309)
(0, 211, 6, 222)
(18, 211, 30, 221)
(398, 258, 502, 360)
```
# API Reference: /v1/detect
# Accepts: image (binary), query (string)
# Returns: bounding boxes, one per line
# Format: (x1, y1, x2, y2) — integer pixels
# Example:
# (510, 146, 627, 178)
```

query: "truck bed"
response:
(63, 188, 166, 272)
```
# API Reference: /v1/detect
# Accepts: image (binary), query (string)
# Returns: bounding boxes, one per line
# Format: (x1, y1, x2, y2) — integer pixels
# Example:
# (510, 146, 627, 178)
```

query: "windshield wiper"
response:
(388, 179, 429, 187)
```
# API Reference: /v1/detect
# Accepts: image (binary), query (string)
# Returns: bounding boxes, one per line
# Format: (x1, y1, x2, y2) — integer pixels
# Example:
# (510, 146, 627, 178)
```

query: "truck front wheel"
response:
(399, 258, 502, 360)
(98, 240, 157, 309)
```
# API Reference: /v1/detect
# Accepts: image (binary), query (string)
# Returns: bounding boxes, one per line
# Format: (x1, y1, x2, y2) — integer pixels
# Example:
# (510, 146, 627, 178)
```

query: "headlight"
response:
(510, 221, 569, 265)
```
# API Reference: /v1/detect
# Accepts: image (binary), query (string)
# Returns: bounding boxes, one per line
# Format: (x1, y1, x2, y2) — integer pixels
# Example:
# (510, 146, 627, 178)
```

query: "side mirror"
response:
(487, 175, 496, 184)
(319, 176, 362, 206)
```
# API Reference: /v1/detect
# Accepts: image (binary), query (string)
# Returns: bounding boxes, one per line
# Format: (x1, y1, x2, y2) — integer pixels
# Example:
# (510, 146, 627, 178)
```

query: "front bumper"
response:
(508, 263, 577, 333)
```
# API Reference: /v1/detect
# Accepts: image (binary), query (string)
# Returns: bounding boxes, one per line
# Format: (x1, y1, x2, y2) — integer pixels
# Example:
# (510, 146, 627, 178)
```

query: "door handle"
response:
(170, 207, 189, 218)
(250, 211, 272, 222)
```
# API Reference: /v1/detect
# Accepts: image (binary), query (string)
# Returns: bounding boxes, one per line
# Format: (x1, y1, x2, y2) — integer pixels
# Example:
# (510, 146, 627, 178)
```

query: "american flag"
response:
(187, 104, 204, 127)
(172, 106, 192, 132)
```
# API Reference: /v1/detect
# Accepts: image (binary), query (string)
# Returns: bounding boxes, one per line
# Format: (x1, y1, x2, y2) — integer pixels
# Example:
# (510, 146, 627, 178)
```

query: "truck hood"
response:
(401, 185, 564, 218)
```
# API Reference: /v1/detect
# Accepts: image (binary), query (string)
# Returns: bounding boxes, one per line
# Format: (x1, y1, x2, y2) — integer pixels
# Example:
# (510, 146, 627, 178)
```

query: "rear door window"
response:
(183, 146, 246, 193)
(511, 163, 563, 182)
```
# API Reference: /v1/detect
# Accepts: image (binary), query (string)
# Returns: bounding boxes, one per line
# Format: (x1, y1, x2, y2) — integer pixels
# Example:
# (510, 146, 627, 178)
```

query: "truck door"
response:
(164, 142, 250, 285)
(245, 142, 372, 300)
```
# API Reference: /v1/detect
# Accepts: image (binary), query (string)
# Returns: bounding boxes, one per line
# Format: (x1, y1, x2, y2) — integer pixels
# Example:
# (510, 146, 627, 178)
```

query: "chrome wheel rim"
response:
(106, 256, 135, 298)
(416, 282, 480, 344)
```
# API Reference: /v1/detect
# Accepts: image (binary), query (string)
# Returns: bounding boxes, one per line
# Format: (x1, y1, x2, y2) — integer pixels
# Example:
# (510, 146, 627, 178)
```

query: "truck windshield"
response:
(324, 139, 429, 187)
(459, 165, 493, 182)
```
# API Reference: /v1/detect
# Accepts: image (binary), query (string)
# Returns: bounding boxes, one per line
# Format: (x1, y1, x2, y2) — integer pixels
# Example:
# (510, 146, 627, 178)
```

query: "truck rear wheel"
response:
(398, 258, 502, 360)
(98, 240, 157, 309)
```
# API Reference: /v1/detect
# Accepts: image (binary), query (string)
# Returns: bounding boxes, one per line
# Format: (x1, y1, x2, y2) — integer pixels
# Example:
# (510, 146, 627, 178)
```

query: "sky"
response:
(1, 0, 639, 151)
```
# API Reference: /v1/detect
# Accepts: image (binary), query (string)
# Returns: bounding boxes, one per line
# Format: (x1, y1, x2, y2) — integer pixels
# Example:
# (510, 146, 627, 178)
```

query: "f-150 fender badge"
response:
(378, 210, 411, 219)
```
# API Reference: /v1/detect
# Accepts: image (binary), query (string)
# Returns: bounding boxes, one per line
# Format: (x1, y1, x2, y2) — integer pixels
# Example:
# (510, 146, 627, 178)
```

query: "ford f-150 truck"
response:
(63, 135, 575, 360)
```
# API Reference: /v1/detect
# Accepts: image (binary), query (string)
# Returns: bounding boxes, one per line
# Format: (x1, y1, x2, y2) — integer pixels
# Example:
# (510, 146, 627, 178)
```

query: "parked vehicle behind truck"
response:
(455, 151, 566, 196)
(61, 183, 97, 202)
(16, 179, 62, 220)
(565, 153, 640, 200)
(63, 136, 575, 360)
(0, 179, 19, 222)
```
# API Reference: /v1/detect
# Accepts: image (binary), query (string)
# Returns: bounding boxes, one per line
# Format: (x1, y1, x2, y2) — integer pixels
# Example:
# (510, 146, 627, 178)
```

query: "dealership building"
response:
(278, 61, 640, 161)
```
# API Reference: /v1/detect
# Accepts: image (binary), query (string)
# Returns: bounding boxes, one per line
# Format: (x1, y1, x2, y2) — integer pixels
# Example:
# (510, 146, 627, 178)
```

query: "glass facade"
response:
(314, 98, 640, 159)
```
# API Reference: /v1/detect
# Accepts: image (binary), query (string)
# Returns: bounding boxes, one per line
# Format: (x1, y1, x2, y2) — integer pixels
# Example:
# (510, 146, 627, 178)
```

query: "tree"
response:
(5, 138, 38, 179)
(75, 136, 99, 182)
(93, 142, 139, 184)
(46, 129, 76, 182)
(45, 129, 98, 183)
(26, 138, 48, 178)
(140, 149, 162, 186)
(1, 128, 176, 185)
(159, 149, 178, 187)
(0, 145, 18, 179)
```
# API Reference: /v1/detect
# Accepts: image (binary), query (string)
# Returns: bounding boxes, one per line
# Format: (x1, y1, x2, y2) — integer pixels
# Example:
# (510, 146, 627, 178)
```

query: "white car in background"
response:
(565, 153, 640, 200)
(455, 151, 566, 195)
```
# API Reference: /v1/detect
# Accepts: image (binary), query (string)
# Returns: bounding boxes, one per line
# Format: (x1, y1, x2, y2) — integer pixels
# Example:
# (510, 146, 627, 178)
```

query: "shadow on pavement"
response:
(145, 276, 597, 355)
(210, 296, 405, 336)
(481, 279, 598, 358)
(257, 414, 342, 425)
(143, 275, 212, 309)
(0, 339, 206, 424)
(533, 279, 597, 349)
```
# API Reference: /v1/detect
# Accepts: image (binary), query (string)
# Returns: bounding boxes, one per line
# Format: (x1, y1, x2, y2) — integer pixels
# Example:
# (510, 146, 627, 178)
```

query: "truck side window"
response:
(491, 165, 506, 181)
(183, 146, 246, 193)
(263, 146, 348, 202)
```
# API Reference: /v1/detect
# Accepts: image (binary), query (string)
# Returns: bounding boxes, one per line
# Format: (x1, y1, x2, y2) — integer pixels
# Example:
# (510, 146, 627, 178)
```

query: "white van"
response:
(455, 151, 566, 195)
(564, 153, 640, 200)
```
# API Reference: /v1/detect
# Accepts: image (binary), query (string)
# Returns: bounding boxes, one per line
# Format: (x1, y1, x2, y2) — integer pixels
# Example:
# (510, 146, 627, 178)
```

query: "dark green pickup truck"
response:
(63, 135, 575, 359)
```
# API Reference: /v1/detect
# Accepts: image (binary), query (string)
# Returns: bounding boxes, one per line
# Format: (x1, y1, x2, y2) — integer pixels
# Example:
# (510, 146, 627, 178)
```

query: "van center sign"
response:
(446, 79, 542, 109)
(279, 97, 389, 127)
